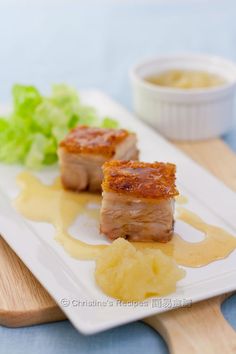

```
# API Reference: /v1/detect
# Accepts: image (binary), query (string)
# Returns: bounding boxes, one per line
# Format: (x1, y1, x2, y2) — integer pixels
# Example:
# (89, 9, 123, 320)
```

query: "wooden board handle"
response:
(144, 294, 236, 354)
(144, 139, 236, 353)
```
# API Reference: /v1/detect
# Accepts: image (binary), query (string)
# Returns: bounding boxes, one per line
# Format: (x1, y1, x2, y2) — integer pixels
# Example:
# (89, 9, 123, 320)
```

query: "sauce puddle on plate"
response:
(15, 172, 236, 267)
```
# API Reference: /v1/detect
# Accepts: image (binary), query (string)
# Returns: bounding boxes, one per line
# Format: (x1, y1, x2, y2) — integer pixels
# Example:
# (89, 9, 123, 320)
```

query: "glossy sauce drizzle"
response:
(15, 172, 236, 267)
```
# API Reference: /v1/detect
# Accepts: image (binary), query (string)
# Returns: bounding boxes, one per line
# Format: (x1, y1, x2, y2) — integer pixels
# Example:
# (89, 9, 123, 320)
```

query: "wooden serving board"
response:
(0, 138, 236, 353)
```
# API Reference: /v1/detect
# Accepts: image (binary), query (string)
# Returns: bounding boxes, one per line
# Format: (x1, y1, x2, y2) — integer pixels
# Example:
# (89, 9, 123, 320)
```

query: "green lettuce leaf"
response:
(101, 117, 119, 129)
(0, 84, 119, 169)
(13, 84, 42, 120)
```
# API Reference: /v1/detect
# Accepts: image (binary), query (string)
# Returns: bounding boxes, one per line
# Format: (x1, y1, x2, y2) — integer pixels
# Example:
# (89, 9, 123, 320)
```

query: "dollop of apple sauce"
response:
(95, 238, 185, 302)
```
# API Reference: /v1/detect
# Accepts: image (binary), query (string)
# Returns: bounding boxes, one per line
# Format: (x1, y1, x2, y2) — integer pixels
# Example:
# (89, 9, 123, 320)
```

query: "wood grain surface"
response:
(0, 138, 236, 353)
(144, 293, 236, 354)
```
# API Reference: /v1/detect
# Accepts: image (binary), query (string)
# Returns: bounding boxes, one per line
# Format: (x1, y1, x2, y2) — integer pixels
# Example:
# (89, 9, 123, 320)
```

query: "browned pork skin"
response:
(58, 126, 139, 192)
(100, 160, 179, 242)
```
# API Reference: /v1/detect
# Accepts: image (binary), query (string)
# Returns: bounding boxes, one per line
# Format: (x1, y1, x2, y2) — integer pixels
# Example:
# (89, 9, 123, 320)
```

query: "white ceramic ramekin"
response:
(130, 54, 236, 141)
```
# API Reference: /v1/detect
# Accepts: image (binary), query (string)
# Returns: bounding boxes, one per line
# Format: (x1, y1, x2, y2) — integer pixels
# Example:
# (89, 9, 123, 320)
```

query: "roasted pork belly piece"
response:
(100, 160, 179, 242)
(58, 126, 139, 192)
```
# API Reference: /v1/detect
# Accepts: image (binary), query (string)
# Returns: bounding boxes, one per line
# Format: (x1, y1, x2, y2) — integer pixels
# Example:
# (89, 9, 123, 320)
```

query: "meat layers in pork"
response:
(100, 160, 179, 242)
(58, 126, 139, 192)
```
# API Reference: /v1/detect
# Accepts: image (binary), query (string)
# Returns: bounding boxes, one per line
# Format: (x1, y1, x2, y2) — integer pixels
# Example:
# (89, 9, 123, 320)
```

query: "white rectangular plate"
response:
(0, 91, 236, 334)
